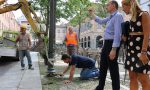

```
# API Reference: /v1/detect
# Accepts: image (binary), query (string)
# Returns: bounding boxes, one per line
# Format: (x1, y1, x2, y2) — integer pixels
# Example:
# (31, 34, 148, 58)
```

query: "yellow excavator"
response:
(0, 0, 40, 33)
(0, 0, 54, 69)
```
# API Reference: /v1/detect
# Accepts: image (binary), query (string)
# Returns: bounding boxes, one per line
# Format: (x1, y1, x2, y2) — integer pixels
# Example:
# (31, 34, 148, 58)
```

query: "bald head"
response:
(68, 26, 73, 34)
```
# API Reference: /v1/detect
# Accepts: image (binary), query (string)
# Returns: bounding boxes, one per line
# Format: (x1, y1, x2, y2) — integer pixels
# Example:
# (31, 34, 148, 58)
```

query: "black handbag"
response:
(121, 21, 130, 37)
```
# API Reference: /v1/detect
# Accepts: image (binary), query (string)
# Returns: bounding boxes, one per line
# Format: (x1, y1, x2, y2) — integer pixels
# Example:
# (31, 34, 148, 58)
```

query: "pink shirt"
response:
(18, 33, 30, 50)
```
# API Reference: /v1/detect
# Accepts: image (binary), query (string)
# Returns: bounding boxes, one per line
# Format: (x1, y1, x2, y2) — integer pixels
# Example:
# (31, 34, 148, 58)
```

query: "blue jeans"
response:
(19, 50, 32, 67)
(80, 68, 99, 80)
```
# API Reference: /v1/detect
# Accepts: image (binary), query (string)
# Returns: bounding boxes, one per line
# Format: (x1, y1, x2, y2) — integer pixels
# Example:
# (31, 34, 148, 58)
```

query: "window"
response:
(84, 37, 87, 48)
(88, 36, 90, 48)
(81, 38, 83, 48)
(87, 22, 92, 29)
(96, 36, 103, 48)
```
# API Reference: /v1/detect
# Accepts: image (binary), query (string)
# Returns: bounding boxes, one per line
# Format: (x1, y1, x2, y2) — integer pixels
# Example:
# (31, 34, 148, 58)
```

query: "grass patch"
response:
(38, 58, 112, 90)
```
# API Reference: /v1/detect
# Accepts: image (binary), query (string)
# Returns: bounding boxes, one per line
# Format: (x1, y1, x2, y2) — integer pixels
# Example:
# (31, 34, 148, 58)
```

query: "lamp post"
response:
(45, 0, 57, 75)
(48, 0, 56, 58)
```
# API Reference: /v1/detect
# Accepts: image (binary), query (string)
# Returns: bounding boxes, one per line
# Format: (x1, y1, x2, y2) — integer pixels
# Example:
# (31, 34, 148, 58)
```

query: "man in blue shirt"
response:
(88, 1, 123, 90)
(60, 54, 99, 84)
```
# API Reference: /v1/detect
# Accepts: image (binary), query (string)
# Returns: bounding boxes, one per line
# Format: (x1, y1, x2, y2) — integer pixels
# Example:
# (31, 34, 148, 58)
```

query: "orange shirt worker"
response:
(64, 26, 78, 55)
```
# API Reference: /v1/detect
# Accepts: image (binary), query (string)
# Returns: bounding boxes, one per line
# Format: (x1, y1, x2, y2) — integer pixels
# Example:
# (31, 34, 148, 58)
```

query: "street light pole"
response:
(48, 0, 56, 58)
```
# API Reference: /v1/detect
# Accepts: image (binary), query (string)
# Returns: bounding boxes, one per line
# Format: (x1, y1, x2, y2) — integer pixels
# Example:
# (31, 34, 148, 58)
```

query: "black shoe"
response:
(95, 86, 100, 90)
(28, 65, 34, 70)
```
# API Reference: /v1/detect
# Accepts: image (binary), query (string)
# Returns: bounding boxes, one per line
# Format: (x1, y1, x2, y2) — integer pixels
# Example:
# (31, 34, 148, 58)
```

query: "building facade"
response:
(55, 24, 67, 44)
(74, 19, 104, 49)
(0, 12, 20, 35)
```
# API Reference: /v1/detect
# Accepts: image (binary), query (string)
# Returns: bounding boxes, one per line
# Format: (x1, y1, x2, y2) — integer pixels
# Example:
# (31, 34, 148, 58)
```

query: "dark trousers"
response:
(96, 40, 120, 90)
(67, 45, 76, 55)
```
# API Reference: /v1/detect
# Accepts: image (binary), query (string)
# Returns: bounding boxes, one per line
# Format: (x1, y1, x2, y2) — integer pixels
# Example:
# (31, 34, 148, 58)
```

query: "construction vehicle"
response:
(0, 31, 19, 60)
(0, 0, 54, 69)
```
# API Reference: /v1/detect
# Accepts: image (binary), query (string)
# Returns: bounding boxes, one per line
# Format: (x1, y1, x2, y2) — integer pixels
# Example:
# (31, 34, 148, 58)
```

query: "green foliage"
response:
(30, 0, 48, 22)
(30, 0, 91, 24)
(30, 0, 67, 22)
(0, 36, 2, 40)
(68, 0, 109, 26)
(30, 0, 108, 25)
(65, 0, 91, 26)
(94, 0, 108, 18)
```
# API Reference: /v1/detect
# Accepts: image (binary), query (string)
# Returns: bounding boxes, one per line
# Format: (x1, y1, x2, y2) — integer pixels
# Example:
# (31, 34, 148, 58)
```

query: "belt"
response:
(129, 32, 143, 35)
(67, 44, 75, 46)
(104, 39, 113, 42)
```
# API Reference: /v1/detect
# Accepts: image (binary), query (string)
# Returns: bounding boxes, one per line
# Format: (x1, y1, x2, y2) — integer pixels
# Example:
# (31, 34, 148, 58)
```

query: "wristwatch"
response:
(112, 47, 117, 51)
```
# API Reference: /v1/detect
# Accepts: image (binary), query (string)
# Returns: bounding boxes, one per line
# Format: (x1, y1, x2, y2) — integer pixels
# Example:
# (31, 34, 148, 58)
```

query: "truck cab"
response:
(0, 31, 19, 61)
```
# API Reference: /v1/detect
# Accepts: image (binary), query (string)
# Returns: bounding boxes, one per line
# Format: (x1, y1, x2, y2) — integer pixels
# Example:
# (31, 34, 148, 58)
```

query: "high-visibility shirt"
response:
(66, 32, 77, 46)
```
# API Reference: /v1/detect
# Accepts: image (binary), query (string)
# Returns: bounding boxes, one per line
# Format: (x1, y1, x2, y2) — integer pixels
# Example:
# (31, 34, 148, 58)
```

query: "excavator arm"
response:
(0, 0, 40, 34)
(0, 0, 54, 69)
(19, 0, 40, 33)
(0, 3, 21, 14)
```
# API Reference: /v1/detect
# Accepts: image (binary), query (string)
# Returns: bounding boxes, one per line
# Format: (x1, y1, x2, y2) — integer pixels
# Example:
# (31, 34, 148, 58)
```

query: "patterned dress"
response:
(125, 12, 150, 74)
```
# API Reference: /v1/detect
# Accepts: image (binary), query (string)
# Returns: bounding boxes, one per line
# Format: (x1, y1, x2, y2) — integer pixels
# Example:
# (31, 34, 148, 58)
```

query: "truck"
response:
(0, 31, 19, 61)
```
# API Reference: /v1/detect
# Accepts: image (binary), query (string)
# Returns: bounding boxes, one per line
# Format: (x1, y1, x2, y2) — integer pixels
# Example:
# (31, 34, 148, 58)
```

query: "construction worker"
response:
(16, 25, 34, 70)
(60, 54, 99, 84)
(64, 26, 78, 55)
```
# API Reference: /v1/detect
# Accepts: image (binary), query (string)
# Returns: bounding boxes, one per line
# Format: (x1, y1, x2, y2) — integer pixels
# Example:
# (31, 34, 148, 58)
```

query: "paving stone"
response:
(0, 52, 42, 90)
(0, 87, 17, 90)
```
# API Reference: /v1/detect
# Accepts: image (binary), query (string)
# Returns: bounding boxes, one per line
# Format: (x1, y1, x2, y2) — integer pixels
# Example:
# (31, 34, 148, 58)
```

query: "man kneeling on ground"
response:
(60, 54, 99, 84)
